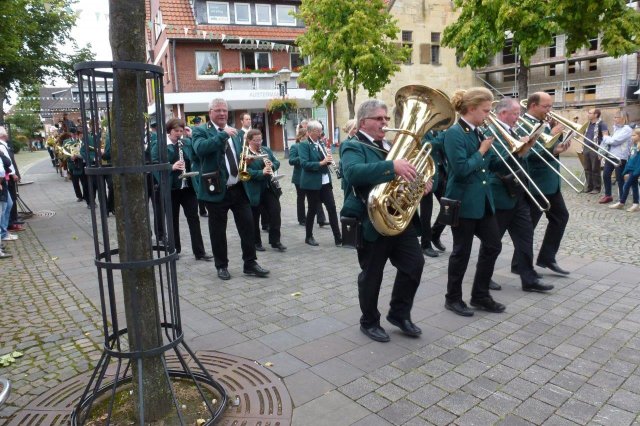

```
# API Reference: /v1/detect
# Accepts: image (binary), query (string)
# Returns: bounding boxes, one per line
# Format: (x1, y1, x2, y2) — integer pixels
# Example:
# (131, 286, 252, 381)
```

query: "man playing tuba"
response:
(340, 99, 433, 343)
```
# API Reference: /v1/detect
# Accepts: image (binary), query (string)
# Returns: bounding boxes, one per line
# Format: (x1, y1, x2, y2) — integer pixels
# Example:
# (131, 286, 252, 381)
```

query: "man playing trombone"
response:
(485, 98, 553, 292)
(516, 92, 571, 276)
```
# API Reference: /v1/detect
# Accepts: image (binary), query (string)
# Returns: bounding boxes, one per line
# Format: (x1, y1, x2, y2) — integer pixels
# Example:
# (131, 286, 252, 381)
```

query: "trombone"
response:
(481, 116, 551, 212)
(520, 100, 622, 167)
(514, 119, 585, 193)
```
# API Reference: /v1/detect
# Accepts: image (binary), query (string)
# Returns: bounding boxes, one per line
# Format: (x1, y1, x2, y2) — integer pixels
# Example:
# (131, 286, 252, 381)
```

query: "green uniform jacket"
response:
(484, 123, 526, 210)
(340, 132, 414, 242)
(151, 137, 194, 191)
(81, 134, 97, 166)
(244, 147, 280, 207)
(518, 114, 562, 195)
(289, 143, 302, 186)
(423, 130, 445, 190)
(192, 121, 248, 202)
(443, 119, 500, 219)
(298, 138, 332, 190)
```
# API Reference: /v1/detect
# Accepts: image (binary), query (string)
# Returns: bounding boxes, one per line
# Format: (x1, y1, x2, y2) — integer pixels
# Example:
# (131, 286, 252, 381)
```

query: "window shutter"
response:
(420, 43, 432, 64)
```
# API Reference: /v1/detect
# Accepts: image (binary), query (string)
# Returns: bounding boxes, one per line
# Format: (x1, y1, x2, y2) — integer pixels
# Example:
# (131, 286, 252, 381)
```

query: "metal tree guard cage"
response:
(71, 61, 227, 425)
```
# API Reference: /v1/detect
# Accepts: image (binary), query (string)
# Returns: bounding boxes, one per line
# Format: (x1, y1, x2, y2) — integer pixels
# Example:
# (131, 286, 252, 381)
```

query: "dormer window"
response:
(235, 3, 251, 24)
(255, 4, 271, 25)
(207, 1, 230, 24)
(275, 5, 296, 26)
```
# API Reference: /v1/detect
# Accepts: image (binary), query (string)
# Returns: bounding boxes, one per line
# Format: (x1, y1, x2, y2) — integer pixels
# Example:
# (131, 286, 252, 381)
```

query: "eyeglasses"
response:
(365, 116, 391, 122)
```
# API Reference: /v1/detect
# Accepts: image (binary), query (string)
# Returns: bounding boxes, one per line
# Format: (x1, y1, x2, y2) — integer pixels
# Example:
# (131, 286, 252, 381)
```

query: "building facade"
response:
(146, 0, 330, 151)
(332, 0, 480, 137)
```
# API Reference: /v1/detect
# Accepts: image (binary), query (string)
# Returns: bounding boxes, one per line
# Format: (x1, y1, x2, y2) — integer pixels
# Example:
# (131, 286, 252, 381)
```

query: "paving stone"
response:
(339, 377, 379, 400)
(607, 388, 640, 413)
(339, 342, 409, 373)
(500, 377, 540, 401)
(378, 398, 423, 425)
(513, 398, 555, 424)
(555, 398, 599, 424)
(309, 357, 365, 387)
(375, 382, 408, 403)
(436, 390, 480, 416)
(258, 351, 309, 377)
(461, 376, 500, 400)
(367, 365, 405, 386)
(406, 384, 447, 408)
(455, 406, 500, 426)
(292, 390, 369, 426)
(288, 334, 358, 366)
(357, 392, 392, 413)
(479, 391, 521, 417)
(587, 369, 627, 392)
(419, 405, 457, 426)
(591, 404, 637, 426)
(393, 371, 431, 392)
(284, 369, 335, 407)
(350, 413, 393, 426)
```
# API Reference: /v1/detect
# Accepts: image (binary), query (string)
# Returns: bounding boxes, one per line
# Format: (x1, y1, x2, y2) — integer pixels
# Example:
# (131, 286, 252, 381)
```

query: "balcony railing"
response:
(218, 72, 300, 91)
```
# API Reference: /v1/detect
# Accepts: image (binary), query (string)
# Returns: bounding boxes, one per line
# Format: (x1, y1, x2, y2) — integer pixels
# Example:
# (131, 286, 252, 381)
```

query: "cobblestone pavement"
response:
(1, 155, 640, 425)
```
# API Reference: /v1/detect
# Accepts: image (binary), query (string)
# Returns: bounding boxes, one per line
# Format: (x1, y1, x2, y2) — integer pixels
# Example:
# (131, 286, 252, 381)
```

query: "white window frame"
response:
(154, 10, 163, 41)
(234, 3, 251, 25)
(275, 4, 296, 26)
(195, 51, 221, 80)
(206, 1, 230, 24)
(255, 4, 272, 25)
(241, 51, 272, 70)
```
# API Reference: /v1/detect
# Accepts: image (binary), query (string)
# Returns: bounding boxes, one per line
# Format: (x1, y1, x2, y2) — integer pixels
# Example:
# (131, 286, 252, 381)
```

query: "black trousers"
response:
(446, 212, 502, 304)
(494, 194, 537, 285)
(419, 186, 446, 248)
(252, 189, 282, 246)
(583, 150, 602, 192)
(205, 184, 257, 269)
(171, 187, 206, 257)
(80, 173, 98, 206)
(8, 179, 18, 224)
(526, 189, 568, 265)
(304, 183, 340, 240)
(357, 226, 424, 327)
(71, 173, 83, 200)
(149, 175, 165, 240)
(295, 183, 326, 224)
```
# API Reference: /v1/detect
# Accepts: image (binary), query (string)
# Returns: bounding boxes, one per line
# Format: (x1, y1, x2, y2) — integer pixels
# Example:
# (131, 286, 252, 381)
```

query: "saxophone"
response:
(367, 85, 455, 236)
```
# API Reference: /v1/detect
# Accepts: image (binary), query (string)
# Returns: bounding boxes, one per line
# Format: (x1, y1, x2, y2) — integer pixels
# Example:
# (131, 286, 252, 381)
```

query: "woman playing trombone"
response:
(443, 87, 506, 317)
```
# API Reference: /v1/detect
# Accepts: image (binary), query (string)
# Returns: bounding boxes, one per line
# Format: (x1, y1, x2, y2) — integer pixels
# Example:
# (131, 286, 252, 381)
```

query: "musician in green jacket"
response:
(151, 118, 212, 261)
(191, 98, 269, 281)
(290, 125, 327, 226)
(243, 129, 286, 252)
(443, 87, 505, 317)
(418, 130, 447, 257)
(341, 99, 432, 343)
(516, 92, 571, 276)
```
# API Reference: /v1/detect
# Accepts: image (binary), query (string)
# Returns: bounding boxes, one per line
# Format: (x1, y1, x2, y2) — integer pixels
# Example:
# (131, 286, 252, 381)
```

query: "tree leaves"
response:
(294, 0, 409, 117)
(0, 351, 24, 367)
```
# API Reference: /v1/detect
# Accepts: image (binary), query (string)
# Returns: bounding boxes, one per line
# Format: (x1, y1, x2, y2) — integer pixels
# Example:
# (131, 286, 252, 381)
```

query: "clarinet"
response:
(318, 142, 341, 179)
(177, 139, 198, 180)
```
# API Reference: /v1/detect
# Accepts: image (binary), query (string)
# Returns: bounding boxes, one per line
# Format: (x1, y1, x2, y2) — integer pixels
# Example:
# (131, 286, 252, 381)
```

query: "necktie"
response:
(225, 141, 238, 177)
(373, 139, 384, 150)
(316, 143, 325, 160)
(475, 129, 485, 142)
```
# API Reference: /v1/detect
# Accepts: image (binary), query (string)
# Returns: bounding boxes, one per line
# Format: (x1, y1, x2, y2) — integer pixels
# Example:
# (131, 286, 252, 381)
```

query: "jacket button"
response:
(482, 169, 486, 172)
(482, 181, 486, 184)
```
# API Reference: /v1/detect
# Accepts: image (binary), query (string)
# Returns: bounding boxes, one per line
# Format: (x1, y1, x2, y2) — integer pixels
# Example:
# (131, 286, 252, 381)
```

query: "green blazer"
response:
(483, 123, 526, 210)
(518, 114, 561, 195)
(443, 119, 500, 219)
(422, 130, 445, 190)
(64, 138, 83, 176)
(289, 143, 302, 186)
(244, 147, 280, 207)
(298, 138, 332, 190)
(340, 132, 405, 242)
(192, 121, 247, 202)
(151, 137, 194, 191)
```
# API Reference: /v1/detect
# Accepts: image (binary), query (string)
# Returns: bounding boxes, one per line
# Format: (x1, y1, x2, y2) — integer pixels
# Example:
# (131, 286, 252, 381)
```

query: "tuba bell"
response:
(367, 85, 455, 236)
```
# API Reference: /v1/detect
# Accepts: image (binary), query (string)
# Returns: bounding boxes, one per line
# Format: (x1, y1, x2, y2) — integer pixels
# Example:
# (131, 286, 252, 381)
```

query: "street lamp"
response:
(277, 67, 292, 158)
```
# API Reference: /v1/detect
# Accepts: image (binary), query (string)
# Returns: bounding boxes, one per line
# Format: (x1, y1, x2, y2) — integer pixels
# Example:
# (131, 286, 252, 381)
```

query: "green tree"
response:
(6, 85, 43, 139)
(295, 0, 410, 118)
(442, 0, 640, 98)
(0, 0, 94, 122)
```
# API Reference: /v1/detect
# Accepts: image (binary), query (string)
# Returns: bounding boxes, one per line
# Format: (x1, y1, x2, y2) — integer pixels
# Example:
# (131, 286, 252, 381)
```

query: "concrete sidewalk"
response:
(1, 155, 640, 425)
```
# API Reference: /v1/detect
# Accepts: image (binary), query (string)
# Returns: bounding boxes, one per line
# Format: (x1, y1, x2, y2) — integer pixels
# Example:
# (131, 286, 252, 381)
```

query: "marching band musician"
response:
(419, 130, 447, 257)
(243, 129, 287, 252)
(61, 131, 83, 202)
(192, 98, 269, 281)
(298, 120, 342, 247)
(340, 99, 431, 343)
(484, 98, 553, 293)
(151, 118, 212, 262)
(515, 92, 571, 276)
(443, 87, 506, 317)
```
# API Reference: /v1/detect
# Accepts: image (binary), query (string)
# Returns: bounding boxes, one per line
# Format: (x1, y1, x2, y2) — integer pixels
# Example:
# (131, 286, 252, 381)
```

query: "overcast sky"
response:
(69, 0, 112, 60)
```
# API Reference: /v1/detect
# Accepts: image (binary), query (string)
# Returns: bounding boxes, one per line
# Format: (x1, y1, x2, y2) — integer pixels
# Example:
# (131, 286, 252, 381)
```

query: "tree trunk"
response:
(0, 86, 6, 123)
(346, 87, 356, 119)
(518, 56, 529, 100)
(109, 1, 173, 422)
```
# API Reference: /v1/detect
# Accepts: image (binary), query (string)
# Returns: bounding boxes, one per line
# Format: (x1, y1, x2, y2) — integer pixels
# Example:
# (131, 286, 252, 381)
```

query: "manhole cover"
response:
(6, 351, 292, 426)
(26, 210, 56, 221)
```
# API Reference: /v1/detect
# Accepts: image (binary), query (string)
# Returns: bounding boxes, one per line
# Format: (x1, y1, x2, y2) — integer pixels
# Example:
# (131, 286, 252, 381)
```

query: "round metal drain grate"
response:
(27, 210, 57, 221)
(6, 350, 292, 426)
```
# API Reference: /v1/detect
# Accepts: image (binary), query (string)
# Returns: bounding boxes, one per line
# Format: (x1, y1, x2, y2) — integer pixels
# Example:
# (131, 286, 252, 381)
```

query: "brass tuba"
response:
(367, 85, 455, 236)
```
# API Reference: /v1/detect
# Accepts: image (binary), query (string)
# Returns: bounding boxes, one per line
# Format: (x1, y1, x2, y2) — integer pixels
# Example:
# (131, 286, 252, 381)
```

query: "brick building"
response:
(145, 0, 329, 151)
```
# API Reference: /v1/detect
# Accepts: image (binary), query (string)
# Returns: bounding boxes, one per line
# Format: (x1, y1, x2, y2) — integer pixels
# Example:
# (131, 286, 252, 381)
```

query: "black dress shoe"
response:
(489, 280, 502, 291)
(536, 261, 570, 275)
(318, 222, 330, 227)
(271, 242, 287, 252)
(217, 267, 231, 280)
(305, 237, 319, 246)
(470, 297, 506, 313)
(423, 247, 439, 258)
(432, 238, 446, 252)
(195, 254, 213, 261)
(243, 263, 270, 277)
(298, 221, 305, 226)
(76, 198, 84, 202)
(261, 226, 270, 232)
(199, 211, 208, 217)
(335, 237, 342, 247)
(255, 244, 266, 252)
(386, 315, 422, 337)
(445, 300, 474, 317)
(360, 324, 390, 342)
(522, 280, 554, 292)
